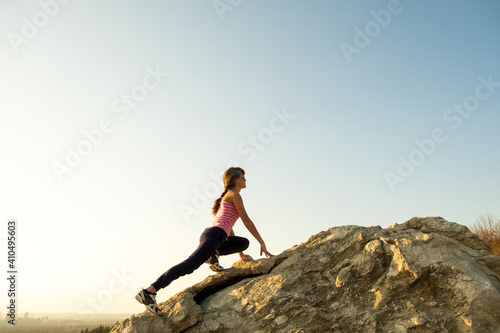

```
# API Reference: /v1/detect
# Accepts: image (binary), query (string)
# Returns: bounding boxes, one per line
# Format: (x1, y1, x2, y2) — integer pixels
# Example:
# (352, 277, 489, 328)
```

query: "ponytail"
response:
(212, 188, 229, 216)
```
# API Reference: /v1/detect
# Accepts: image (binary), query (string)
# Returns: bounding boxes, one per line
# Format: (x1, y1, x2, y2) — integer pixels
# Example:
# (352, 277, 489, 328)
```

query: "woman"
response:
(135, 167, 273, 315)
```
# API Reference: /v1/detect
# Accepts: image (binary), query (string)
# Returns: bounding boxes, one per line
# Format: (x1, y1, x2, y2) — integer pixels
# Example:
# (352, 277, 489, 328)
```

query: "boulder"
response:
(111, 217, 500, 332)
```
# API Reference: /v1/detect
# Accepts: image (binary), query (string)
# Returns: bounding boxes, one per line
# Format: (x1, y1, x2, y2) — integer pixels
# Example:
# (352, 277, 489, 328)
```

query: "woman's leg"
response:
(217, 236, 249, 256)
(150, 227, 226, 292)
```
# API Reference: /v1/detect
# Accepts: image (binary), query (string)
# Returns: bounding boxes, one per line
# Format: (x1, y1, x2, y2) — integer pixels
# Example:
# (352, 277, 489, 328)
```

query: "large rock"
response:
(111, 217, 500, 332)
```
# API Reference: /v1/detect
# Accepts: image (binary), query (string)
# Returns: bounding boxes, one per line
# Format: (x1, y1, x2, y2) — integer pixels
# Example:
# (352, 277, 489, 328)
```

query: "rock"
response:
(111, 217, 500, 333)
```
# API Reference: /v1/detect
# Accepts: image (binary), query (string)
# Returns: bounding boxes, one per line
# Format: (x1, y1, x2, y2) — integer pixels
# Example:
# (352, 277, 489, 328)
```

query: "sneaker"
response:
(206, 251, 224, 272)
(135, 289, 160, 315)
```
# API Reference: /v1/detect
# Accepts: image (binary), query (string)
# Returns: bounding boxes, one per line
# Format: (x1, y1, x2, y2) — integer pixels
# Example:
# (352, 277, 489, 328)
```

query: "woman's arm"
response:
(230, 193, 273, 257)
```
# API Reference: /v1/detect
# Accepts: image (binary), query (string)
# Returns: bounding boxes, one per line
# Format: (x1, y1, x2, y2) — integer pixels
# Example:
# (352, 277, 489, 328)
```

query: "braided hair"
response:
(212, 167, 245, 215)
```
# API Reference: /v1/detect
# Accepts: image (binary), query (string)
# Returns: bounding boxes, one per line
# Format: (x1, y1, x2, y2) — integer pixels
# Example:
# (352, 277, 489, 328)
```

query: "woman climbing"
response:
(135, 167, 274, 314)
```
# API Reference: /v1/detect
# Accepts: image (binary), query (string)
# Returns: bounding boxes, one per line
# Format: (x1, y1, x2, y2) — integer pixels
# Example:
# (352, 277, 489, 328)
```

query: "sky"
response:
(1, 0, 499, 315)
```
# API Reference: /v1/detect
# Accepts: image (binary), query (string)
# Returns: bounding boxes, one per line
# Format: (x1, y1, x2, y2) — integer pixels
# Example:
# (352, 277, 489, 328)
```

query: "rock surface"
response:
(111, 217, 500, 332)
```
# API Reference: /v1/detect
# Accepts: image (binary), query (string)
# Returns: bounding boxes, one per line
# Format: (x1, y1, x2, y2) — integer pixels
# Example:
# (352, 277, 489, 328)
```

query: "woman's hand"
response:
(260, 244, 274, 258)
(239, 252, 253, 262)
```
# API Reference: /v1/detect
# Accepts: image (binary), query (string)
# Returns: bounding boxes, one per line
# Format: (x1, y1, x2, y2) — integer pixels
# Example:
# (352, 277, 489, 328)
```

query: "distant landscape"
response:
(0, 313, 132, 333)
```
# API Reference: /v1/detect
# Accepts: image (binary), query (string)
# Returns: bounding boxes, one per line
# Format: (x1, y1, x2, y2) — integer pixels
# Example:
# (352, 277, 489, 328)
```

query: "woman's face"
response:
(236, 174, 246, 189)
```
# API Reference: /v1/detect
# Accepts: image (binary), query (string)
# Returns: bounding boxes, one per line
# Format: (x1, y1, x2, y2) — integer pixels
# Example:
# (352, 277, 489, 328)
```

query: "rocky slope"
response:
(111, 217, 500, 332)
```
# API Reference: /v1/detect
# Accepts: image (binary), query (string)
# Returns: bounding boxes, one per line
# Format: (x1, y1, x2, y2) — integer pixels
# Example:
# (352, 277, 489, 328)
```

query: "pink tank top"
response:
(212, 201, 239, 236)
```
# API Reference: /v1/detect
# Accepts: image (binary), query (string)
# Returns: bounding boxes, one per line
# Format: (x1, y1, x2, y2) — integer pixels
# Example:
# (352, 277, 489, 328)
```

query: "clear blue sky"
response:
(1, 0, 499, 314)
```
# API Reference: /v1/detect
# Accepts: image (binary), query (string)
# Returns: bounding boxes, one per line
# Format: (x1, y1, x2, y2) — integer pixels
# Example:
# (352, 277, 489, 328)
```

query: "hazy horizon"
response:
(1, 0, 499, 315)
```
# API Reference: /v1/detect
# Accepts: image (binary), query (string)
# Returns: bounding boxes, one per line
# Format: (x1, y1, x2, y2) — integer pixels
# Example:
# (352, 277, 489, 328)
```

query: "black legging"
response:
(151, 226, 249, 291)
